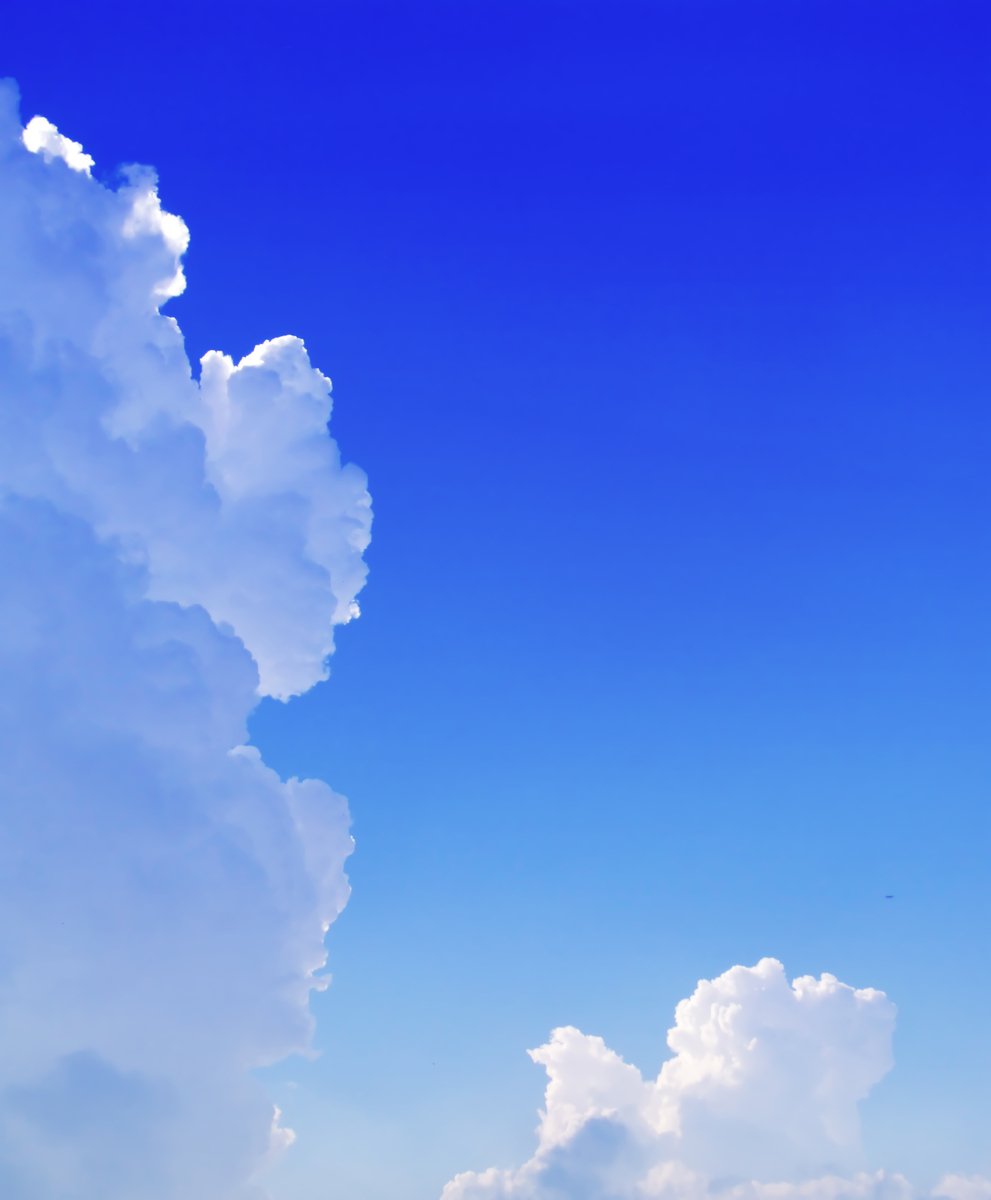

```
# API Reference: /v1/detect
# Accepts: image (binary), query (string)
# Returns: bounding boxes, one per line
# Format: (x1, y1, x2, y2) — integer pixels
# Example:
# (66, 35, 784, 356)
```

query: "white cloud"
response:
(4, 87, 370, 703)
(0, 79, 370, 1197)
(21, 113, 94, 173)
(441, 959, 986, 1200)
(936, 1180, 991, 1200)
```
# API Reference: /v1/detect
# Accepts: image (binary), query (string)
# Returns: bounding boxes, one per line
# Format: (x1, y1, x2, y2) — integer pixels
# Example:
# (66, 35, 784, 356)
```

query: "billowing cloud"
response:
(441, 959, 986, 1200)
(0, 79, 370, 1197)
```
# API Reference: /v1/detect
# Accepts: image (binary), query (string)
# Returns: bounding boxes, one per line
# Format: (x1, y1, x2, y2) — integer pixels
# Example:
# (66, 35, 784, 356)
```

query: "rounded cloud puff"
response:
(2, 82, 371, 702)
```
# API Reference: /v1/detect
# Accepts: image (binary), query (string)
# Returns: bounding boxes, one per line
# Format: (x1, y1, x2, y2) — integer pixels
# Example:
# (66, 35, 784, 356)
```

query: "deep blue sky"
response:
(5, 3, 990, 1196)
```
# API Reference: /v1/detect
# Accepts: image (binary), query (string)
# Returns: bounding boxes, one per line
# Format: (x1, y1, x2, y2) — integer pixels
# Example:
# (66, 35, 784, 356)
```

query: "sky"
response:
(1, 2, 990, 1198)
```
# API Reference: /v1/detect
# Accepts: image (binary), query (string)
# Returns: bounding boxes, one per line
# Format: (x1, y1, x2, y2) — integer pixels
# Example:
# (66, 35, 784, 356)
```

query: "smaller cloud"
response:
(936, 1180, 991, 1200)
(440, 959, 985, 1200)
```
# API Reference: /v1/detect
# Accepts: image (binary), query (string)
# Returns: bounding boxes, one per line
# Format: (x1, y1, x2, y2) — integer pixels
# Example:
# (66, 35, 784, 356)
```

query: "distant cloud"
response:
(441, 958, 985, 1200)
(937, 1180, 991, 1200)
(0, 80, 370, 1197)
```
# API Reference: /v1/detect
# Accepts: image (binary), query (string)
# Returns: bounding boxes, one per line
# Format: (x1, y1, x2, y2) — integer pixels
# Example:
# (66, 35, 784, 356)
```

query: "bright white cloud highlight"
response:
(21, 112, 94, 173)
(441, 959, 987, 1200)
(0, 80, 370, 1198)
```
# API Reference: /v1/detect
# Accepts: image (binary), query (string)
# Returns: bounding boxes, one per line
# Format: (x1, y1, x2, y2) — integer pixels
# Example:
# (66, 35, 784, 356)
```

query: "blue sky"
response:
(3, 2, 990, 1198)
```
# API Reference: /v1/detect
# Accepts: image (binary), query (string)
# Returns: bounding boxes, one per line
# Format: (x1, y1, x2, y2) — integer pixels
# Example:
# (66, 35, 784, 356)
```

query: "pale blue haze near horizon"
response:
(2, 2, 989, 1197)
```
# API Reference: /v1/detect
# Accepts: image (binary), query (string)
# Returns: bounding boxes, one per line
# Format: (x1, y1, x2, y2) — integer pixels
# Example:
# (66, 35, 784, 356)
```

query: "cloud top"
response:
(6, 83, 371, 701)
(21, 112, 94, 173)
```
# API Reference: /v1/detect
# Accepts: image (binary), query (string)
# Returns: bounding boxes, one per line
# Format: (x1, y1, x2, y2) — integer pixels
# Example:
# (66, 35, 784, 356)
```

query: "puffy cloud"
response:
(442, 959, 986, 1200)
(936, 1180, 991, 1200)
(20, 113, 94, 174)
(0, 80, 370, 1197)
(3, 86, 370, 701)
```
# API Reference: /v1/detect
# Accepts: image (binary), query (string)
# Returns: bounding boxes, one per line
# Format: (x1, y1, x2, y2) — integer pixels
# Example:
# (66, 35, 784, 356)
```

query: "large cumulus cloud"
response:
(441, 959, 987, 1200)
(0, 81, 370, 1198)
